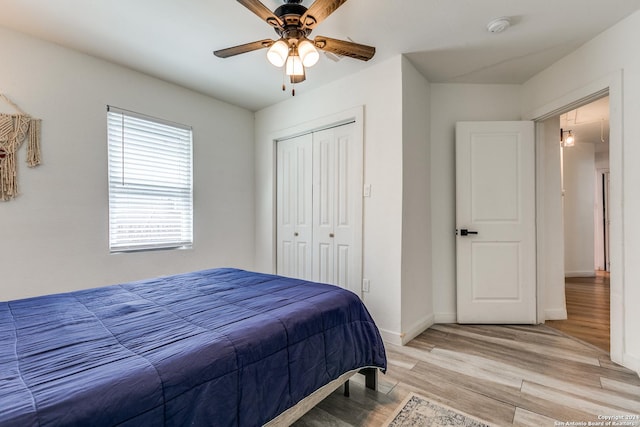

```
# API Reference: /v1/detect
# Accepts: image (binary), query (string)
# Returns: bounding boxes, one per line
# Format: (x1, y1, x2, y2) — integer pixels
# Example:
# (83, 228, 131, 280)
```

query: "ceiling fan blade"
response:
(237, 0, 283, 28)
(213, 39, 274, 58)
(301, 0, 348, 29)
(313, 36, 375, 61)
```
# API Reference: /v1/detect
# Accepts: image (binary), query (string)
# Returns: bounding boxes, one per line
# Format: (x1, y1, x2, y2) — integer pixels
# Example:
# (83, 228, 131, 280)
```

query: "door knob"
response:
(460, 229, 478, 236)
(329, 233, 334, 238)
(294, 232, 299, 236)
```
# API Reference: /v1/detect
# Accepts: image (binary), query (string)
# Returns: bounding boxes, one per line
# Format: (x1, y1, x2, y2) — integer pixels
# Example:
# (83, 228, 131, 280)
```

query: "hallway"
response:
(546, 272, 610, 352)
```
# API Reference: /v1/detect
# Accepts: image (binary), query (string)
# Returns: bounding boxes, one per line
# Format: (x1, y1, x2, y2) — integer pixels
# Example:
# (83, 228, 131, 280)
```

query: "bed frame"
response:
(266, 368, 379, 426)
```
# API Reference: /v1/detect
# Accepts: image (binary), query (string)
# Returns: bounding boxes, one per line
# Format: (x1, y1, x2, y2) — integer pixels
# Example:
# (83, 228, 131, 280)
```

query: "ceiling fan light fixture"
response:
(267, 39, 289, 67)
(214, 0, 377, 97)
(298, 39, 320, 67)
(285, 52, 305, 76)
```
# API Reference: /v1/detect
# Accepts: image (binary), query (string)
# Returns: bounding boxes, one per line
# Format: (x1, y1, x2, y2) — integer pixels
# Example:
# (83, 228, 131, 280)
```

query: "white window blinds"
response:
(107, 106, 193, 252)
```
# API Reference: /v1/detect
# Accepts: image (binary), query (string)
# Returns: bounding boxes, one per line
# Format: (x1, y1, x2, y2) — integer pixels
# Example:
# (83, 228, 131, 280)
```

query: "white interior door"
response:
(277, 133, 313, 280)
(456, 121, 537, 324)
(312, 123, 361, 290)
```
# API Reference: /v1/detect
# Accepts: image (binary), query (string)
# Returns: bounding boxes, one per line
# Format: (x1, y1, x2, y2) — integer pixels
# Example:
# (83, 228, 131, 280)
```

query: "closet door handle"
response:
(329, 233, 334, 238)
(294, 232, 299, 237)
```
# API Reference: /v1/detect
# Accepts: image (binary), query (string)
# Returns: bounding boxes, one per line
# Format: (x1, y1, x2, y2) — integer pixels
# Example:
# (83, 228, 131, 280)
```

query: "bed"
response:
(0, 268, 387, 426)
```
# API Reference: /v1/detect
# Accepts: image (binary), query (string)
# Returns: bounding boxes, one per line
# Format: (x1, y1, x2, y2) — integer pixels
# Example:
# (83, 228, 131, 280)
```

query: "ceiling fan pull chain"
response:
(282, 67, 286, 92)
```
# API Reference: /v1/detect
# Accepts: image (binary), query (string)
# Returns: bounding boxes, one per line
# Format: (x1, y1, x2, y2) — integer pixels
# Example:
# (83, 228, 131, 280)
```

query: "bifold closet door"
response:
(277, 133, 313, 280)
(276, 122, 361, 293)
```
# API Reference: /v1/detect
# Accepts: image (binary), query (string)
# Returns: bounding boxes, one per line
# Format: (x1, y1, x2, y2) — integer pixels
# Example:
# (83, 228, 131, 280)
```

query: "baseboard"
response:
(623, 351, 640, 377)
(378, 314, 435, 346)
(544, 308, 568, 321)
(434, 312, 457, 324)
(378, 328, 403, 346)
(565, 271, 596, 278)
(401, 314, 435, 346)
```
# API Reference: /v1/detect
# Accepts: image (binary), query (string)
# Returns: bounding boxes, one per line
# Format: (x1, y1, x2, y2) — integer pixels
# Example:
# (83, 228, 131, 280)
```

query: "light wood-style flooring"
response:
(294, 324, 640, 426)
(546, 272, 610, 352)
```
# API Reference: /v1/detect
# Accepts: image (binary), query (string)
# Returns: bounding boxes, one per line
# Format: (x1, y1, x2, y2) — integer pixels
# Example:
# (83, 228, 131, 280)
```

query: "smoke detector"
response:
(487, 17, 511, 33)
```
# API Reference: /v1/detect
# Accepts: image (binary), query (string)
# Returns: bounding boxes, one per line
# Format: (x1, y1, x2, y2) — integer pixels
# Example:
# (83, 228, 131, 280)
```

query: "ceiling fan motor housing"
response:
(274, 2, 317, 39)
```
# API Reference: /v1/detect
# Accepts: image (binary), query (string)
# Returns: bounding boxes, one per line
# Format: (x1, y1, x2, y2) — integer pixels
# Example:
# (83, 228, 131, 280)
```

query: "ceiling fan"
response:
(214, 0, 376, 94)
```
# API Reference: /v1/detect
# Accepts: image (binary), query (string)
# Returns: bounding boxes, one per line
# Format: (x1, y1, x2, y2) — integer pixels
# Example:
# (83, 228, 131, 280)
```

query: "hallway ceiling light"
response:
(560, 128, 575, 147)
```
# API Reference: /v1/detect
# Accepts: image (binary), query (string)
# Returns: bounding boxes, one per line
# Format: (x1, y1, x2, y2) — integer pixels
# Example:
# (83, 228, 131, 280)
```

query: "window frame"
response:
(107, 106, 193, 253)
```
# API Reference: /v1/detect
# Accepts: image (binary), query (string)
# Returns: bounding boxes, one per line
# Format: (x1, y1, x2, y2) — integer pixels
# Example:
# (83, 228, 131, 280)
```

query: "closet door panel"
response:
(313, 128, 335, 284)
(277, 134, 313, 280)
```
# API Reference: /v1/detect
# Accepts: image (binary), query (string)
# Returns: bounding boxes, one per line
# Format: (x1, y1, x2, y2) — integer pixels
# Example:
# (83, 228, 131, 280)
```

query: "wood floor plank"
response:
(431, 324, 602, 366)
(384, 347, 419, 371)
(293, 406, 353, 427)
(414, 348, 525, 389)
(600, 377, 640, 397)
(521, 381, 639, 419)
(512, 407, 561, 427)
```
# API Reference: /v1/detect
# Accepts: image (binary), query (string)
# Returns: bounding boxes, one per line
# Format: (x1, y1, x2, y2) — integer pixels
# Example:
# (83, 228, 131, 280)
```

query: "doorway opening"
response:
(546, 96, 611, 352)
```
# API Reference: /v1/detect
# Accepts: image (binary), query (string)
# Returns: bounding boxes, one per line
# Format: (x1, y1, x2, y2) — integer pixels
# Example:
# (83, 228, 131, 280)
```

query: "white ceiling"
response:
(1, 1, 639, 111)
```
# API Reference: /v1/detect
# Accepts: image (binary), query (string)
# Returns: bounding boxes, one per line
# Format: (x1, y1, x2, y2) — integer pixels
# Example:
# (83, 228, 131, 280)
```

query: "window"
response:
(107, 106, 193, 252)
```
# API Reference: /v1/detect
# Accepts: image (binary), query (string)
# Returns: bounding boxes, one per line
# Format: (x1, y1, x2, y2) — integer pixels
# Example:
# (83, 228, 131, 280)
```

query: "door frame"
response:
(269, 106, 364, 296)
(525, 71, 624, 366)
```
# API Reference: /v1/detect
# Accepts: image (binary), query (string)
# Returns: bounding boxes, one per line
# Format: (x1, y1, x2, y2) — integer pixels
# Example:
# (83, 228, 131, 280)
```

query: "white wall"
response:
(595, 151, 610, 170)
(0, 26, 255, 301)
(522, 9, 640, 372)
(400, 57, 432, 342)
(430, 83, 522, 322)
(563, 143, 596, 276)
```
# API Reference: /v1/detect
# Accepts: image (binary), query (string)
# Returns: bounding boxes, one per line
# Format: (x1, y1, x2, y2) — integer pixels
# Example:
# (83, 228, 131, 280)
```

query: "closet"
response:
(276, 122, 362, 292)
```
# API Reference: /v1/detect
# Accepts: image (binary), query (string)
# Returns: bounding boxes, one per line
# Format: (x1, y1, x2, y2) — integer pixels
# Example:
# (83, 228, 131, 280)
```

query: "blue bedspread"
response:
(0, 268, 386, 426)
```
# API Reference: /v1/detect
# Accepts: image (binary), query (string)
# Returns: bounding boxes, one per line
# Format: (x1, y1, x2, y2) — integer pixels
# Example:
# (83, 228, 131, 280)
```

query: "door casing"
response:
(527, 72, 624, 367)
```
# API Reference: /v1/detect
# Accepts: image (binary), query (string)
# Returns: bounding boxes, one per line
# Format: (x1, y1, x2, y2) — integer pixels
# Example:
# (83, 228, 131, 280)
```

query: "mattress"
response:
(0, 268, 386, 426)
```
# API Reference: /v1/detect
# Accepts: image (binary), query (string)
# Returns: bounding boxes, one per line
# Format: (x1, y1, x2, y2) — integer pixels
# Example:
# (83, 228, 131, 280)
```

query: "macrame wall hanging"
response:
(0, 93, 42, 201)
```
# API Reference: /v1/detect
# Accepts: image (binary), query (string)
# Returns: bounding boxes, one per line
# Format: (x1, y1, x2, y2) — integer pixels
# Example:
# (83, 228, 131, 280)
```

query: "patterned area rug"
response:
(383, 393, 495, 427)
